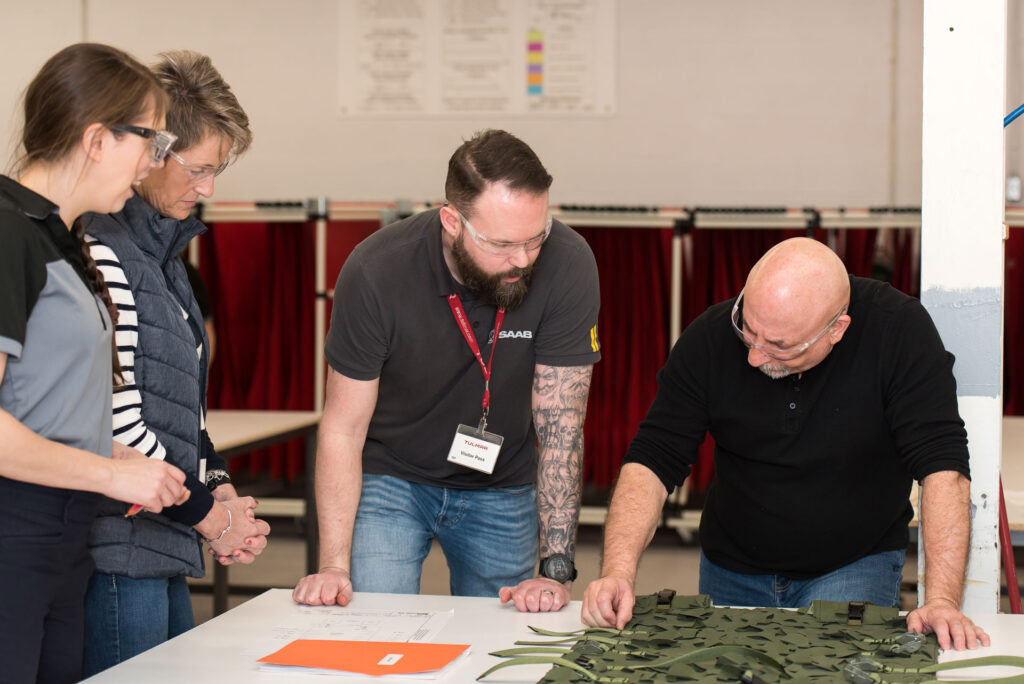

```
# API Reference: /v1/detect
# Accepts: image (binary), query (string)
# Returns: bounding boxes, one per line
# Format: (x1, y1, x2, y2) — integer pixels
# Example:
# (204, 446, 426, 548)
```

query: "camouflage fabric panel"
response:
(503, 591, 938, 683)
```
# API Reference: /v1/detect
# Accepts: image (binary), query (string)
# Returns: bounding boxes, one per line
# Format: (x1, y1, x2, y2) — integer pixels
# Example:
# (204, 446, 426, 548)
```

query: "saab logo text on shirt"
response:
(488, 329, 534, 344)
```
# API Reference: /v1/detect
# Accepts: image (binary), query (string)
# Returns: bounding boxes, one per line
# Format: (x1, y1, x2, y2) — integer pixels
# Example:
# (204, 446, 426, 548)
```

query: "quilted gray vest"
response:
(83, 195, 210, 578)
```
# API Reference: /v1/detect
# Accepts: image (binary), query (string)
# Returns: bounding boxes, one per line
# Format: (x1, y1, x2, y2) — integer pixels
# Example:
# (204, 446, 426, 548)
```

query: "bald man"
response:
(583, 238, 988, 651)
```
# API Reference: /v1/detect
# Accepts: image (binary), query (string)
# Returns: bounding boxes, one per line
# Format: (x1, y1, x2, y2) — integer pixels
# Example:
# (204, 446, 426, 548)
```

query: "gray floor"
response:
(187, 521, 949, 625)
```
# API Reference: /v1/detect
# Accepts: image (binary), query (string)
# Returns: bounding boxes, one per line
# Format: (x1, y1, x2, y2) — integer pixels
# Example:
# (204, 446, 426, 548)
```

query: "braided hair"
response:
(72, 218, 123, 384)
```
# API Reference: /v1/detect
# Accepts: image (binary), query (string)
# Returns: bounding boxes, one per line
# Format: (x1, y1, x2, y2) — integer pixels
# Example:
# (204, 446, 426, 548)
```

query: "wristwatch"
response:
(539, 553, 578, 584)
(205, 469, 232, 492)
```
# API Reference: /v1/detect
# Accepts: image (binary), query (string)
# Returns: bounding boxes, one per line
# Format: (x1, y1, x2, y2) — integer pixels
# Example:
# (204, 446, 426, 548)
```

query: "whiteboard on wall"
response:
(1, 0, 924, 207)
(337, 0, 616, 117)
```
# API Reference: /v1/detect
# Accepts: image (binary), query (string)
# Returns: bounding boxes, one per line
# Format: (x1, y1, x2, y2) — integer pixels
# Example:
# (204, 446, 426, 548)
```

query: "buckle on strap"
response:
(573, 654, 594, 670)
(847, 601, 866, 625)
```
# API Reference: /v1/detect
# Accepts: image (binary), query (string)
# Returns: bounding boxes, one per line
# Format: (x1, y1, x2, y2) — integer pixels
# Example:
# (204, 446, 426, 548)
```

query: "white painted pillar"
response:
(920, 1, 1006, 613)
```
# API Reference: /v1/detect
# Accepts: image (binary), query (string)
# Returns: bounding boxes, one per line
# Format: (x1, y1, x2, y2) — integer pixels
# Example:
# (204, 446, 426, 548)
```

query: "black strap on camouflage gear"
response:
(848, 601, 866, 626)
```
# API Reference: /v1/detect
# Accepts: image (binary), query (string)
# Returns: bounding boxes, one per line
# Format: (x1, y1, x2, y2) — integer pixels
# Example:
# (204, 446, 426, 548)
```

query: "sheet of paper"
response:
(243, 607, 454, 656)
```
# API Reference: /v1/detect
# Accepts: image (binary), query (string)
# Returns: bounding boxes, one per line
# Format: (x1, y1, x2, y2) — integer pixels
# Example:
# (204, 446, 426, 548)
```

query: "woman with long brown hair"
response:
(0, 43, 191, 683)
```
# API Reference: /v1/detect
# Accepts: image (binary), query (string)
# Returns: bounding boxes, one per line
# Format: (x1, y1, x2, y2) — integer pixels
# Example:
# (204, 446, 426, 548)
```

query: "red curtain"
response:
(199, 221, 316, 481)
(1006, 226, 1024, 415)
(839, 229, 879, 278)
(198, 219, 931, 490)
(323, 220, 382, 340)
(574, 227, 673, 489)
(891, 229, 920, 298)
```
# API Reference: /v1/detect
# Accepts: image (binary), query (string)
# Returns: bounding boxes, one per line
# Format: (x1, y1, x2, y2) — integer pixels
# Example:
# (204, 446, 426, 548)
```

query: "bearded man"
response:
(293, 130, 600, 612)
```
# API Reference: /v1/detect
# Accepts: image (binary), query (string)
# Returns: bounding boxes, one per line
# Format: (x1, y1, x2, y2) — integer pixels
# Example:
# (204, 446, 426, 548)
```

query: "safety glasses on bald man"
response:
(730, 290, 846, 361)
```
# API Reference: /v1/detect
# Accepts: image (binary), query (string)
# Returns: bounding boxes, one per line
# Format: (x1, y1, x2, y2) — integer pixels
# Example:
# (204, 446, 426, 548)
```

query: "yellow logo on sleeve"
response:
(589, 324, 600, 352)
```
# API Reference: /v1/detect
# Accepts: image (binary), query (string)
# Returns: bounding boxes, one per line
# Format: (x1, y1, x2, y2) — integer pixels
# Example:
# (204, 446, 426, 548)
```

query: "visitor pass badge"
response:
(447, 424, 503, 474)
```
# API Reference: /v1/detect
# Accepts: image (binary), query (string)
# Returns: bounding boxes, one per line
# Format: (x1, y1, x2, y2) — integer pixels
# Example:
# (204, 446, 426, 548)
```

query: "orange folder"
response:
(258, 639, 471, 676)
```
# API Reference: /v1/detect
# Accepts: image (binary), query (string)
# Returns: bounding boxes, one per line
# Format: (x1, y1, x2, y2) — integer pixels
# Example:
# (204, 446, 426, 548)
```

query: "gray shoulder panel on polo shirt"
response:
(0, 260, 113, 457)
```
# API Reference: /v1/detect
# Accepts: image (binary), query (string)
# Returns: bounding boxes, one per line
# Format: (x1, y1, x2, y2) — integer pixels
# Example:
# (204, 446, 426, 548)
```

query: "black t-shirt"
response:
(325, 209, 601, 489)
(624, 276, 970, 578)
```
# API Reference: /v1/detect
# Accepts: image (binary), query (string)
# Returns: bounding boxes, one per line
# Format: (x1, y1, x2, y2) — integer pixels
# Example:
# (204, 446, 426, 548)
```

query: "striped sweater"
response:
(86, 237, 205, 461)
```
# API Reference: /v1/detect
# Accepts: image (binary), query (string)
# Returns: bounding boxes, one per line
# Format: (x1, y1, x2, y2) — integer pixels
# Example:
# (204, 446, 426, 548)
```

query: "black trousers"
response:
(0, 480, 99, 684)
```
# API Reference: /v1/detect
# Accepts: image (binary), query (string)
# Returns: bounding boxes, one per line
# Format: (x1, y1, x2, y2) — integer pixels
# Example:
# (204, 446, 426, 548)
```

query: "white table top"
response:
(1000, 416, 1024, 528)
(83, 589, 1024, 683)
(205, 409, 321, 454)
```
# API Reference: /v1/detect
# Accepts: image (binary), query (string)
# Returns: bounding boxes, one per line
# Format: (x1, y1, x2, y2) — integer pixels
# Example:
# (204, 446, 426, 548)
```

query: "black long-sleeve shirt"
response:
(624, 276, 970, 578)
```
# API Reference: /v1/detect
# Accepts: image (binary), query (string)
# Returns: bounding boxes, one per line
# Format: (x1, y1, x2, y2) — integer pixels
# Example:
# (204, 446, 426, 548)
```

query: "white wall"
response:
(1006, 3, 1024, 183)
(0, 1, 83, 165)
(0, 0, 990, 208)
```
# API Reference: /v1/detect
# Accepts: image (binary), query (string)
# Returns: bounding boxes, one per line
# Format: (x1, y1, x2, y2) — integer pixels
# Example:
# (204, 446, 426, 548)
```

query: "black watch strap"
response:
(205, 469, 232, 492)
(539, 553, 578, 583)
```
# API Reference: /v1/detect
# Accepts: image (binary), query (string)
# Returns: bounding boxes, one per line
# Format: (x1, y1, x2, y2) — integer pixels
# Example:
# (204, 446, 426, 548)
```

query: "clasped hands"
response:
(113, 442, 271, 565)
(202, 493, 272, 566)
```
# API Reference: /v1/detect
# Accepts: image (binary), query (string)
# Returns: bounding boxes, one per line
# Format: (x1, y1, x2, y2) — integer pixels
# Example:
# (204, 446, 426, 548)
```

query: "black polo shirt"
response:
(325, 209, 601, 489)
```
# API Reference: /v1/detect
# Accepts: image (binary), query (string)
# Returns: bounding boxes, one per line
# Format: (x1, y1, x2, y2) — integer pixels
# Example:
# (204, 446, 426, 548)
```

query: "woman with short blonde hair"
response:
(82, 49, 269, 677)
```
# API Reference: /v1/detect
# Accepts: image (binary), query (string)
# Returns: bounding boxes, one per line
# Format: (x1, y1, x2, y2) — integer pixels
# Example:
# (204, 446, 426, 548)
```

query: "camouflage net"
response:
(479, 591, 945, 683)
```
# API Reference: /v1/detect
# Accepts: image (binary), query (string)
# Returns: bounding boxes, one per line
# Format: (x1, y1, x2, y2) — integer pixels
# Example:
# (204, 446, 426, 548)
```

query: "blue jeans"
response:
(82, 573, 195, 677)
(351, 474, 537, 596)
(698, 549, 906, 608)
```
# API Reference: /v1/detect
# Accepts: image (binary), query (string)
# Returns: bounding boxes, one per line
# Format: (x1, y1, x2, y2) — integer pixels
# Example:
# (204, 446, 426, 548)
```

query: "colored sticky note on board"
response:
(258, 639, 471, 676)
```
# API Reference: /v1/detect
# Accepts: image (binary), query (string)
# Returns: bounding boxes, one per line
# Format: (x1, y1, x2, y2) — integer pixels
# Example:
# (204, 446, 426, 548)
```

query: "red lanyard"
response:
(447, 294, 505, 423)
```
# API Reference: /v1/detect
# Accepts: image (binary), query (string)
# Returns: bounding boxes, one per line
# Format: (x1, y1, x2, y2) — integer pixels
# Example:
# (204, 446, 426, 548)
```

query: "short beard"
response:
(450, 232, 535, 310)
(759, 363, 791, 380)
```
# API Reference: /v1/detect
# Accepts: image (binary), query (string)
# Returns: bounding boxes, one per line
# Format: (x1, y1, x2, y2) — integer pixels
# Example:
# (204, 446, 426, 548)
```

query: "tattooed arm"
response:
(533, 363, 593, 559)
(498, 363, 594, 612)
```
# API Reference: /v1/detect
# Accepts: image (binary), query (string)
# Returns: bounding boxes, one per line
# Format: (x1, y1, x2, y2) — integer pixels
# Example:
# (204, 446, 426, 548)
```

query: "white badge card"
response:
(447, 424, 503, 474)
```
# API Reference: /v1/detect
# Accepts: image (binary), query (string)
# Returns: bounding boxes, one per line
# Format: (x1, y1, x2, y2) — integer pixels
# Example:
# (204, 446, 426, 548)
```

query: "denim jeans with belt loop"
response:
(351, 474, 538, 596)
(699, 548, 907, 608)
